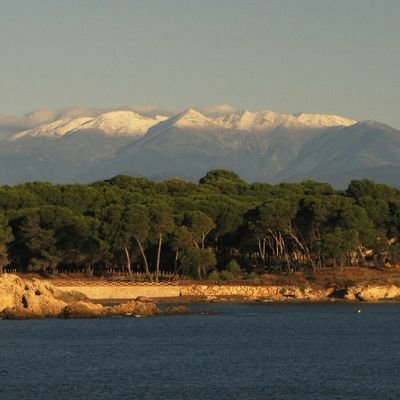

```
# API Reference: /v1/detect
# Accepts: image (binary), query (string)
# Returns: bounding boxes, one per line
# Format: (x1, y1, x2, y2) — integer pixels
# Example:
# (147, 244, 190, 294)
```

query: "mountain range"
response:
(1, 108, 399, 188)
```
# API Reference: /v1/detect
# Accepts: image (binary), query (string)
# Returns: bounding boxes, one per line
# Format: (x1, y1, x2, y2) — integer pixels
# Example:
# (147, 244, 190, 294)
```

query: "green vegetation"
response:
(1, 170, 400, 280)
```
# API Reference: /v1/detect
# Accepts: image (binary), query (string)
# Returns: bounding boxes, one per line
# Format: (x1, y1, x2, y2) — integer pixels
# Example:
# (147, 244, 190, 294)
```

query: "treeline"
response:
(0, 169, 400, 280)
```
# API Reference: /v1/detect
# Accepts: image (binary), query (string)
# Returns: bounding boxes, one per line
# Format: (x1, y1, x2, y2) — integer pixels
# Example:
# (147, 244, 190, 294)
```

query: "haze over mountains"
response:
(1, 107, 399, 188)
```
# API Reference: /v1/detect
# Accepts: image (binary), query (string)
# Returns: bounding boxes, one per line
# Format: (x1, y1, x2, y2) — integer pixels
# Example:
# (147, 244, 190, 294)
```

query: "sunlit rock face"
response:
(0, 274, 74, 317)
(0, 274, 161, 319)
(345, 285, 400, 301)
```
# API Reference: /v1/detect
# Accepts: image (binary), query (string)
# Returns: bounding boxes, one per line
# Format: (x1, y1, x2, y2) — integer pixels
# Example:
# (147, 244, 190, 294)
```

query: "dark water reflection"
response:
(1, 302, 400, 400)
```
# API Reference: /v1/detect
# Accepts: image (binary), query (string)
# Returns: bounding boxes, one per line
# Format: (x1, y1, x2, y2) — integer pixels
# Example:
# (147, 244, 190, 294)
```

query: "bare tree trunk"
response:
(174, 249, 179, 275)
(278, 232, 291, 272)
(288, 229, 316, 271)
(134, 236, 153, 283)
(156, 233, 163, 283)
(201, 230, 212, 250)
(258, 238, 266, 263)
(124, 246, 133, 281)
(358, 246, 366, 266)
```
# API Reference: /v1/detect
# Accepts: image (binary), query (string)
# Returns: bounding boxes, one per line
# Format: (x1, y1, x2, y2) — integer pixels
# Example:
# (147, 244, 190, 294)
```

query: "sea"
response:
(1, 302, 400, 400)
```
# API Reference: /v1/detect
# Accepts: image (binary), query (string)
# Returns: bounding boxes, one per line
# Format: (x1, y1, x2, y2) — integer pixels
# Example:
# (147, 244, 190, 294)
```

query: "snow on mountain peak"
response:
(293, 113, 356, 127)
(80, 111, 167, 136)
(217, 110, 287, 131)
(172, 108, 215, 128)
(10, 111, 168, 140)
(10, 117, 94, 140)
(217, 110, 356, 131)
(9, 107, 357, 142)
(146, 108, 357, 138)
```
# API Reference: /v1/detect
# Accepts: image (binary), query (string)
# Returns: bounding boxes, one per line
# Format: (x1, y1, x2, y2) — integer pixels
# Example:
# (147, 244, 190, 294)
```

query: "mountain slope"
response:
(86, 109, 356, 183)
(1, 107, 400, 187)
(11, 111, 167, 140)
(278, 121, 400, 185)
(0, 133, 134, 184)
(0, 110, 168, 184)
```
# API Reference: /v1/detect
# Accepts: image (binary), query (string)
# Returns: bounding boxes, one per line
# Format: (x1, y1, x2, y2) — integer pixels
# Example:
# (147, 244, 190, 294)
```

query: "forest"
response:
(0, 169, 399, 281)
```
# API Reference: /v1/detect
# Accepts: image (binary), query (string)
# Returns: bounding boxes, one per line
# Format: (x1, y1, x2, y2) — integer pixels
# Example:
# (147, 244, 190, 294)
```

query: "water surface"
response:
(1, 303, 400, 400)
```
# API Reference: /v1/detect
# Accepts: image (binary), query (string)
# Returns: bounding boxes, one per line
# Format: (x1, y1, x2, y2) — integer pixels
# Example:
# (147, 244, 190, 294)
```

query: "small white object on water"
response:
(358, 309, 362, 313)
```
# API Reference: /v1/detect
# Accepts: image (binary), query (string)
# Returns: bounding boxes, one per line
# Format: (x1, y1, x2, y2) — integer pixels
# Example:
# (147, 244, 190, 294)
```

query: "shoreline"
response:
(2, 273, 400, 320)
(54, 282, 400, 303)
(96, 296, 400, 305)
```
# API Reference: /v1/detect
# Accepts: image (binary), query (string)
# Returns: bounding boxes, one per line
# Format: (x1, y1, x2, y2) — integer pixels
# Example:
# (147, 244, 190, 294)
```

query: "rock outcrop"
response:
(59, 301, 105, 319)
(344, 285, 400, 301)
(106, 299, 159, 317)
(179, 283, 400, 302)
(0, 274, 73, 318)
(178, 284, 335, 301)
(2, 274, 400, 319)
(163, 305, 191, 315)
(0, 274, 160, 319)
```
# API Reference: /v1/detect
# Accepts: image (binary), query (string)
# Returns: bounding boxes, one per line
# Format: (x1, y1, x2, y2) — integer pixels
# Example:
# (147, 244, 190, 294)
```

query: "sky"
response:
(1, 0, 399, 129)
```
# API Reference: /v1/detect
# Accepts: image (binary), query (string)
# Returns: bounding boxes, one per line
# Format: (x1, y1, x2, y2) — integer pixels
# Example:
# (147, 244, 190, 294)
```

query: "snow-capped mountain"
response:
(217, 110, 356, 131)
(92, 108, 358, 184)
(145, 108, 356, 134)
(10, 117, 94, 140)
(11, 111, 168, 140)
(1, 107, 399, 188)
(78, 111, 167, 136)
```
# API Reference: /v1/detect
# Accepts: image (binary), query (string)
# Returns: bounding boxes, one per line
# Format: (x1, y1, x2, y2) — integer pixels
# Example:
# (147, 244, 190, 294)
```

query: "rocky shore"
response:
(178, 283, 400, 302)
(0, 274, 182, 319)
(54, 279, 400, 303)
(2, 274, 400, 319)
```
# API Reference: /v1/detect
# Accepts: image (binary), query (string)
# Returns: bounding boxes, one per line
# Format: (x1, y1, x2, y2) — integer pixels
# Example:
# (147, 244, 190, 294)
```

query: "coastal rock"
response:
(163, 305, 191, 315)
(60, 301, 105, 318)
(0, 274, 187, 319)
(107, 298, 159, 316)
(179, 284, 334, 301)
(345, 285, 400, 301)
(0, 274, 104, 319)
(243, 296, 260, 302)
(0, 274, 68, 317)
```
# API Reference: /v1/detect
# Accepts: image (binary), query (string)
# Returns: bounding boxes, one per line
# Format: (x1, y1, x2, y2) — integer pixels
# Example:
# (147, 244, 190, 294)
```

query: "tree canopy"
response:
(1, 171, 400, 279)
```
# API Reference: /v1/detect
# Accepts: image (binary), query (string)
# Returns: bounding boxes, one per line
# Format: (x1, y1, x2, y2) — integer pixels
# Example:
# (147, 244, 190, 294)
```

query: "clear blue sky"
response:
(1, 0, 399, 127)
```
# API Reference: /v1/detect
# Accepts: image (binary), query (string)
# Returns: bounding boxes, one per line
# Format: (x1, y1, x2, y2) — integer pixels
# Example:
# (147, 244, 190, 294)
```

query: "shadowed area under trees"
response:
(1, 170, 400, 280)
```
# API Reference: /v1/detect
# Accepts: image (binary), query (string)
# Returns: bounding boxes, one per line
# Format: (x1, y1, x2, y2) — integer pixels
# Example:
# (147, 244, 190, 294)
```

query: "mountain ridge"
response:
(10, 110, 168, 140)
(1, 107, 399, 188)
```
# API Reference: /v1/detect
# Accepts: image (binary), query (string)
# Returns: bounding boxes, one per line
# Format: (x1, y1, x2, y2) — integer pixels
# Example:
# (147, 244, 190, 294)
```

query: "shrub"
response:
(207, 270, 220, 282)
(225, 260, 242, 276)
(245, 271, 257, 280)
(220, 270, 233, 281)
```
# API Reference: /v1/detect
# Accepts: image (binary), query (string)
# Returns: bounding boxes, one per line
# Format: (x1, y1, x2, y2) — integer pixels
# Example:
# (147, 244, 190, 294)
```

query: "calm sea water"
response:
(1, 302, 400, 400)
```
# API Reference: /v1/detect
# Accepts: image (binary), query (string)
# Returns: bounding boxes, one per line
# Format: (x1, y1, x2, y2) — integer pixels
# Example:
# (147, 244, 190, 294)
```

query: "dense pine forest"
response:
(0, 170, 399, 280)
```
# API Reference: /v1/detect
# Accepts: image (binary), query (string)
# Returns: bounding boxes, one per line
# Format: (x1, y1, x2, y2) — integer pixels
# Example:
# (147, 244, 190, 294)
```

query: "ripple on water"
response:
(1, 302, 399, 400)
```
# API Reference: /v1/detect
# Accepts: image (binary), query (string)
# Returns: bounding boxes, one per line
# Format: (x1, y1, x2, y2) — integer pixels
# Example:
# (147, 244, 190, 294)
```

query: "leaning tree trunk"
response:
(258, 238, 266, 264)
(174, 249, 179, 275)
(155, 233, 163, 283)
(134, 236, 153, 283)
(358, 245, 366, 266)
(124, 246, 133, 281)
(288, 229, 316, 272)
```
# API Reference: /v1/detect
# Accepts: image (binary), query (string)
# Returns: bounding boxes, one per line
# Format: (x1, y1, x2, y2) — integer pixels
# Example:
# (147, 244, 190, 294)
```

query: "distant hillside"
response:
(1, 108, 400, 188)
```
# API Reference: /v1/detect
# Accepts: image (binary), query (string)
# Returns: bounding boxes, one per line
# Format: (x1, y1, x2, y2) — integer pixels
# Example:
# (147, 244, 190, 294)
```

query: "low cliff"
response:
(0, 274, 160, 319)
(3, 275, 400, 318)
(178, 284, 334, 301)
(55, 281, 400, 302)
(344, 284, 400, 301)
